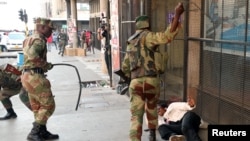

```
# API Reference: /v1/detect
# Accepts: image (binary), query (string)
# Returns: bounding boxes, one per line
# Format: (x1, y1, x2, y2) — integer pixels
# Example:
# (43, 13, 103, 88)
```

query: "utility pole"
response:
(23, 9, 29, 36)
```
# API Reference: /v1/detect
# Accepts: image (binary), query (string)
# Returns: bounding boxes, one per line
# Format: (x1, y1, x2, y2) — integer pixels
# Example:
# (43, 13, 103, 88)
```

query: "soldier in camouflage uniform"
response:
(0, 64, 31, 120)
(58, 29, 68, 56)
(121, 3, 184, 141)
(21, 17, 58, 141)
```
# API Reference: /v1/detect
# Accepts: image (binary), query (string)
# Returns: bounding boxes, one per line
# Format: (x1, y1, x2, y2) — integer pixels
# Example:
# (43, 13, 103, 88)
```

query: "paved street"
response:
(0, 48, 167, 141)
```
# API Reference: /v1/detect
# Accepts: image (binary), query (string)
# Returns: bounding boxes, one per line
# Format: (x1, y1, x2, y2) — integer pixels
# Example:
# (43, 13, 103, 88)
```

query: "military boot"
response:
(27, 122, 44, 141)
(0, 108, 17, 120)
(149, 129, 156, 141)
(40, 125, 59, 140)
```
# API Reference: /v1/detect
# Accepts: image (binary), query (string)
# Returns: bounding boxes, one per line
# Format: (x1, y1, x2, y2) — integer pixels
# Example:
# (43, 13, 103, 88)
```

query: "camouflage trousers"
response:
(58, 40, 66, 55)
(129, 76, 160, 141)
(21, 72, 55, 125)
(0, 86, 31, 110)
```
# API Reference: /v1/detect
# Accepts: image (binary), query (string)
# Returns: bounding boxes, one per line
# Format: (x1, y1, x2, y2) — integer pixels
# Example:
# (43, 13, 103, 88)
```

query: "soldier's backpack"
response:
(150, 46, 168, 74)
(127, 31, 168, 74)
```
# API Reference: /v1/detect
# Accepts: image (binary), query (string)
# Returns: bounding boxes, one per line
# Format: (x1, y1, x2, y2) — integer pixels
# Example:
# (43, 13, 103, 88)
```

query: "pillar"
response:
(100, 0, 108, 18)
(65, 0, 71, 18)
(100, 0, 109, 74)
(70, 0, 78, 48)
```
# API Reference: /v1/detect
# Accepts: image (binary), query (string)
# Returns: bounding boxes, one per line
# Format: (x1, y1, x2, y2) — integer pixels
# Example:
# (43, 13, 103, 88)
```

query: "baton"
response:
(53, 63, 82, 111)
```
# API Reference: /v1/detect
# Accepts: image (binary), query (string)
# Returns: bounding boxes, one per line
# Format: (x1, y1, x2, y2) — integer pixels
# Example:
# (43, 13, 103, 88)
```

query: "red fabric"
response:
(47, 35, 53, 43)
(85, 31, 91, 41)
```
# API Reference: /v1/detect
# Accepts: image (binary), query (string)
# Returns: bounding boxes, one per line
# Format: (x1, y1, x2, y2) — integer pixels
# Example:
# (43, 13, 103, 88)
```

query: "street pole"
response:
(25, 23, 29, 37)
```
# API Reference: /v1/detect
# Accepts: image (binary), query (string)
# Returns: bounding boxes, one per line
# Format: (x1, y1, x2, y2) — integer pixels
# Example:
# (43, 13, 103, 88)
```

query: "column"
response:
(100, 0, 109, 74)
(70, 0, 78, 48)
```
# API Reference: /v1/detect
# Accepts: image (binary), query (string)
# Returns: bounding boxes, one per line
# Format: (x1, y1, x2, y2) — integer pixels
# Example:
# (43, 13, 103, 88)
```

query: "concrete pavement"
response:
(0, 48, 167, 141)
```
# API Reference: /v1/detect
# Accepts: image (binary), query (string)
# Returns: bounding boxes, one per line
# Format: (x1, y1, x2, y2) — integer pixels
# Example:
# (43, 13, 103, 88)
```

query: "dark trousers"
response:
(104, 50, 112, 77)
(158, 111, 202, 141)
(58, 40, 66, 56)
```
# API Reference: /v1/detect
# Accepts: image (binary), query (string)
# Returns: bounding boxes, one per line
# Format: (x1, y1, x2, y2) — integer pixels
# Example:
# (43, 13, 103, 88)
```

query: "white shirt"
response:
(0, 35, 8, 45)
(163, 102, 195, 122)
(158, 115, 167, 126)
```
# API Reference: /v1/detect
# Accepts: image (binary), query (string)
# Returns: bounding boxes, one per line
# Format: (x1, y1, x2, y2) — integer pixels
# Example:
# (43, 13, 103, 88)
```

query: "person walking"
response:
(121, 3, 184, 141)
(58, 29, 68, 56)
(0, 64, 31, 120)
(21, 17, 59, 141)
(52, 31, 58, 50)
(46, 34, 53, 52)
(88, 31, 95, 54)
(80, 30, 86, 49)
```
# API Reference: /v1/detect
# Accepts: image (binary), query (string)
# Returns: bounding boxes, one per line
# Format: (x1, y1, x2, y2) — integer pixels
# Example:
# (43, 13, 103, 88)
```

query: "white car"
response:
(6, 31, 26, 51)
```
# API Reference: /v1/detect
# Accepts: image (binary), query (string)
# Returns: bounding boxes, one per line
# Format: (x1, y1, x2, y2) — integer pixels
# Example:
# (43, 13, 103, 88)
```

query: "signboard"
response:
(67, 18, 76, 44)
(62, 24, 67, 29)
(110, 0, 120, 70)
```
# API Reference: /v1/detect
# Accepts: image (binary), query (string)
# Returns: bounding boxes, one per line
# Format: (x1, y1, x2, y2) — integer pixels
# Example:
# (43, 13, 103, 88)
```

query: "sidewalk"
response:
(0, 48, 166, 141)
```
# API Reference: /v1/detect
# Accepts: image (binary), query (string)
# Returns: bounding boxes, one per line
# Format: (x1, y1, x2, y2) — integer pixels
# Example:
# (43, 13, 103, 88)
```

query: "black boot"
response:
(27, 122, 44, 141)
(149, 129, 156, 141)
(40, 125, 59, 140)
(0, 108, 17, 120)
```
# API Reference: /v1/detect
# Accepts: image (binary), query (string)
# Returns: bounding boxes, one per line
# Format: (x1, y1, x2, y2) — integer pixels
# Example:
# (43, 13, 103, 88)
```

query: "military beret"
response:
(34, 17, 55, 29)
(135, 15, 149, 29)
(135, 15, 149, 22)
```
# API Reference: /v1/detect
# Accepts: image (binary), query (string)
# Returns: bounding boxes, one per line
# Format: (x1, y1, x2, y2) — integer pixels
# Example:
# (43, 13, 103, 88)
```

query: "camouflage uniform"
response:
(121, 15, 181, 141)
(0, 68, 31, 120)
(21, 17, 58, 141)
(58, 30, 68, 56)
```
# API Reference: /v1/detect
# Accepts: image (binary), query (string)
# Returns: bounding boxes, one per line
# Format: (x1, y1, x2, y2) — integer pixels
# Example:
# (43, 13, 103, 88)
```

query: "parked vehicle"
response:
(6, 31, 25, 51)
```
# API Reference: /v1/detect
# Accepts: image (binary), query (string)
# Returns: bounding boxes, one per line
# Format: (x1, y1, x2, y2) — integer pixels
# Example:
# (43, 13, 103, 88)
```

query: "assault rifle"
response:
(114, 69, 130, 95)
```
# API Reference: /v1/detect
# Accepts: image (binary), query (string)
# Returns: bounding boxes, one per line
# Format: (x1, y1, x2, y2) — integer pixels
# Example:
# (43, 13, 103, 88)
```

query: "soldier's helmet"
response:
(135, 15, 149, 29)
(34, 17, 55, 29)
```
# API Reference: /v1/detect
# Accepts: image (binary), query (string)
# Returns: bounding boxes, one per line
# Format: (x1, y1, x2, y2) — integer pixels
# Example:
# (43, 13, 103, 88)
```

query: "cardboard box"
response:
(65, 47, 76, 56)
(77, 48, 86, 56)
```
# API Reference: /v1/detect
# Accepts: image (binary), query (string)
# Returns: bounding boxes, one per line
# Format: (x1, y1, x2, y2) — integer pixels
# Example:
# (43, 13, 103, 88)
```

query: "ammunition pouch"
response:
(23, 68, 44, 74)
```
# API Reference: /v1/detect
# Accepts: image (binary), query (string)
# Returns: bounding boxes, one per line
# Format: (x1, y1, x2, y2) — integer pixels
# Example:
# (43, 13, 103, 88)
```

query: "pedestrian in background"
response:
(0, 64, 31, 120)
(46, 34, 53, 52)
(58, 29, 68, 56)
(88, 31, 95, 54)
(21, 17, 59, 141)
(97, 24, 112, 77)
(85, 30, 91, 52)
(80, 30, 86, 49)
(121, 2, 184, 141)
(0, 32, 8, 46)
(52, 31, 59, 50)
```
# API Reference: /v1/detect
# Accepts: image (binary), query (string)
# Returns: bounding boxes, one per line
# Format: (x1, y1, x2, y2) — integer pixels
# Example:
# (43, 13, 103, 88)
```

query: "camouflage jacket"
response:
(58, 33, 67, 41)
(22, 33, 53, 72)
(121, 25, 180, 79)
(0, 70, 21, 90)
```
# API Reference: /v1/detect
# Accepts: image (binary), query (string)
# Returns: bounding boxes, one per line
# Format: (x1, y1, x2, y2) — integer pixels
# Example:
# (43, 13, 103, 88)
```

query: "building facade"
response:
(88, 0, 250, 125)
(41, 0, 90, 46)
